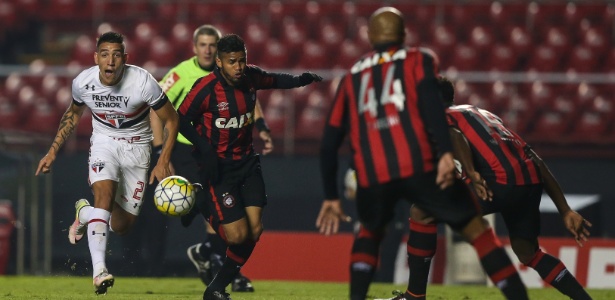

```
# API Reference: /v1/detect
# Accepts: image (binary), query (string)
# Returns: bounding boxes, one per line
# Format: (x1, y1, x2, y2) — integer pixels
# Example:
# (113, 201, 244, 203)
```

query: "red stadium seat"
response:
(70, 34, 96, 66)
(570, 112, 610, 140)
(243, 20, 269, 63)
(507, 26, 532, 58)
(430, 25, 456, 60)
(551, 95, 578, 120)
(131, 22, 158, 64)
(0, 97, 20, 130)
(450, 44, 480, 71)
(566, 45, 597, 73)
(582, 27, 609, 57)
(4, 73, 26, 100)
(469, 26, 494, 55)
(487, 44, 517, 71)
(24, 100, 61, 135)
(296, 41, 328, 70)
(487, 80, 513, 115)
(40, 73, 63, 100)
(258, 39, 290, 70)
(262, 90, 287, 139)
(16, 85, 37, 115)
(146, 36, 176, 66)
(319, 21, 345, 52)
(544, 26, 570, 53)
(575, 82, 599, 110)
(527, 81, 554, 113)
(169, 23, 193, 60)
(333, 39, 363, 70)
(530, 112, 570, 140)
(280, 17, 307, 54)
(526, 44, 560, 72)
(296, 89, 327, 139)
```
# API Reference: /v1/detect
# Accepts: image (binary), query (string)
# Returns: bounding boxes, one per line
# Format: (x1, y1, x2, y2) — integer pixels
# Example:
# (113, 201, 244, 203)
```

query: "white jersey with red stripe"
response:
(71, 64, 165, 144)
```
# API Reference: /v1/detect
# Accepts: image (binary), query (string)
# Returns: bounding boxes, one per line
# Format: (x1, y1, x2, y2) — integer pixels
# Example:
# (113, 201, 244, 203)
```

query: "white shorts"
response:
(88, 134, 151, 216)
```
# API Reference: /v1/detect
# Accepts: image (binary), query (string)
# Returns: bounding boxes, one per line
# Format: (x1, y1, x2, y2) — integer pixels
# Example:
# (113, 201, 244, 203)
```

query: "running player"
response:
(35, 31, 178, 294)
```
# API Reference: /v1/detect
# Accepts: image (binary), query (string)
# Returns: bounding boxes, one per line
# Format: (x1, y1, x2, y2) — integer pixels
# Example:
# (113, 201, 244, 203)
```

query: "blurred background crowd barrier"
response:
(0, 0, 614, 287)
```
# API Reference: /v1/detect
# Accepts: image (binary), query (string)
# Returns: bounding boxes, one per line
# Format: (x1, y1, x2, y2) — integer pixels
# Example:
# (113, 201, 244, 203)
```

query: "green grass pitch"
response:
(0, 276, 613, 299)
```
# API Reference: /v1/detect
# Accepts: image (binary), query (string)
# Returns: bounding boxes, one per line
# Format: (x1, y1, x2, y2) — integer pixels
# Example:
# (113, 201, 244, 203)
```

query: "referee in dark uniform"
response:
(177, 34, 322, 300)
(315, 7, 528, 300)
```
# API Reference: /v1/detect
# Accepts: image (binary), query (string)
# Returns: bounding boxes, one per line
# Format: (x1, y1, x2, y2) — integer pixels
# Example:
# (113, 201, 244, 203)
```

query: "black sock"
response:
(471, 228, 529, 300)
(207, 240, 256, 292)
(209, 231, 227, 257)
(406, 219, 437, 300)
(527, 249, 591, 300)
(349, 225, 383, 300)
(197, 241, 213, 261)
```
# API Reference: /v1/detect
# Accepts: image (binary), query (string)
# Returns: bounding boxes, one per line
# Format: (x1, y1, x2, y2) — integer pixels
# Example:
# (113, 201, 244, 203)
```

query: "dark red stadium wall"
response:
(240, 231, 447, 283)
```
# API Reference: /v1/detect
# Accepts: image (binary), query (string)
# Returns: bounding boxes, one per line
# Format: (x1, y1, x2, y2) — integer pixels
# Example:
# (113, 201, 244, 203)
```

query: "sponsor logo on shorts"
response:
(222, 193, 235, 208)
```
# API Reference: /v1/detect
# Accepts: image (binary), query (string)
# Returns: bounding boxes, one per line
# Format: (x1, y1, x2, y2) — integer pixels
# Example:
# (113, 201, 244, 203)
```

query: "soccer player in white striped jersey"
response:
(35, 31, 178, 295)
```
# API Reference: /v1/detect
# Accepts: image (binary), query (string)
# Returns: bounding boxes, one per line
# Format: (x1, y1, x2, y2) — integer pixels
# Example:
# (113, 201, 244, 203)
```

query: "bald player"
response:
(316, 7, 528, 300)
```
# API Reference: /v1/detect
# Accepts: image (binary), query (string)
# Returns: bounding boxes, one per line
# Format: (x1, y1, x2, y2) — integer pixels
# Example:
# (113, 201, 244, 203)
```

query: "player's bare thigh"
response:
(221, 206, 263, 245)
(92, 180, 117, 211)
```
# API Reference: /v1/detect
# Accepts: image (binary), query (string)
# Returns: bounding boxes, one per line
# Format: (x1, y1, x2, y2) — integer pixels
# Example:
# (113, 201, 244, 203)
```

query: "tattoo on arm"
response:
(51, 109, 78, 152)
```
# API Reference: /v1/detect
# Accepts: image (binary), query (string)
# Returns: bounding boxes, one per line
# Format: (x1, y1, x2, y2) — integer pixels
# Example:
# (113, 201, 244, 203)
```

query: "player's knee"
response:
(250, 223, 263, 241)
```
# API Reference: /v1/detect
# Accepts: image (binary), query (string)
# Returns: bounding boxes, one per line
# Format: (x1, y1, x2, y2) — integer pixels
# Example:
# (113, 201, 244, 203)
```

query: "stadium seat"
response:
(0, 97, 20, 130)
(333, 39, 363, 70)
(469, 26, 494, 55)
(530, 111, 570, 140)
(582, 27, 609, 57)
(243, 20, 269, 63)
(296, 40, 328, 70)
(70, 34, 96, 66)
(262, 90, 287, 139)
(296, 89, 327, 139)
(146, 36, 176, 66)
(566, 45, 597, 73)
(4, 73, 26, 101)
(575, 82, 599, 110)
(39, 73, 62, 101)
(24, 100, 61, 135)
(544, 26, 570, 53)
(489, 1, 526, 29)
(551, 95, 577, 120)
(280, 17, 306, 55)
(258, 39, 290, 70)
(318, 20, 345, 52)
(570, 111, 610, 139)
(54, 86, 72, 111)
(527, 81, 554, 113)
(450, 44, 480, 71)
(526, 44, 560, 72)
(430, 25, 456, 60)
(16, 85, 37, 116)
(507, 26, 532, 59)
(131, 22, 158, 64)
(170, 23, 193, 59)
(487, 44, 517, 71)
(452, 80, 474, 105)
(487, 80, 513, 115)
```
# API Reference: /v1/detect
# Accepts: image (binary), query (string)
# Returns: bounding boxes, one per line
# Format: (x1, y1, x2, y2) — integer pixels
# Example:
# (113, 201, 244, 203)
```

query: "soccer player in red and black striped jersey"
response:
(408, 77, 592, 299)
(177, 34, 322, 300)
(315, 7, 528, 300)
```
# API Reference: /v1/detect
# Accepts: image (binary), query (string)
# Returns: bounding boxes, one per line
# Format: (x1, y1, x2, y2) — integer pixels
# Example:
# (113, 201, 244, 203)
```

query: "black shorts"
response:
(480, 182, 543, 240)
(355, 171, 480, 232)
(201, 154, 267, 226)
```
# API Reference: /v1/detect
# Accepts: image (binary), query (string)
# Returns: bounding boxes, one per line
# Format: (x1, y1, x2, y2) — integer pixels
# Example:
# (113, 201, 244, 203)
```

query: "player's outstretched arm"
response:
(36, 102, 85, 175)
(528, 148, 592, 246)
(150, 100, 179, 184)
(254, 100, 273, 155)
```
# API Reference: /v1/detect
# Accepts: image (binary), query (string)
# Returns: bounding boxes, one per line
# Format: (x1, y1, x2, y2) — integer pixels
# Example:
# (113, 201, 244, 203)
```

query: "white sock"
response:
(87, 208, 111, 278)
(78, 206, 93, 224)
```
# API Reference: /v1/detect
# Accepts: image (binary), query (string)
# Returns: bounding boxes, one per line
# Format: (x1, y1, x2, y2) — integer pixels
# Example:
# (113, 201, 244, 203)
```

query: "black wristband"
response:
(255, 118, 270, 133)
(153, 145, 163, 155)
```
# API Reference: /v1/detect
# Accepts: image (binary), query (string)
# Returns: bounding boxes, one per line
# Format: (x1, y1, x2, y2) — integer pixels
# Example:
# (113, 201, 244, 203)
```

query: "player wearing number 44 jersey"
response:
(35, 32, 178, 295)
(316, 7, 529, 300)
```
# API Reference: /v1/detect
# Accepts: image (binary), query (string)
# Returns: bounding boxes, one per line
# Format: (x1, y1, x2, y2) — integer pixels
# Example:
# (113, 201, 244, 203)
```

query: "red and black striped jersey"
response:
(177, 66, 275, 162)
(446, 104, 542, 185)
(322, 45, 452, 192)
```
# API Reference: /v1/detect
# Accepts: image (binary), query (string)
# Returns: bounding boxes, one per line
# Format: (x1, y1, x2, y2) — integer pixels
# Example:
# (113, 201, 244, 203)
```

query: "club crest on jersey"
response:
(222, 193, 235, 208)
(91, 160, 105, 173)
(217, 102, 229, 111)
(105, 113, 127, 128)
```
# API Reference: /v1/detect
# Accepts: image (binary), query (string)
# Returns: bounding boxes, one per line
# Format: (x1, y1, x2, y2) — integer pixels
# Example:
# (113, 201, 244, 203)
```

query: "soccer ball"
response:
(154, 175, 196, 217)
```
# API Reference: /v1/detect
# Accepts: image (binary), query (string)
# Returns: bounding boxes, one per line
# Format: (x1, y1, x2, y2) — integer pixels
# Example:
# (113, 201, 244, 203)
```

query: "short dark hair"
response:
(193, 25, 222, 44)
(438, 76, 455, 107)
(96, 31, 125, 52)
(216, 34, 246, 56)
